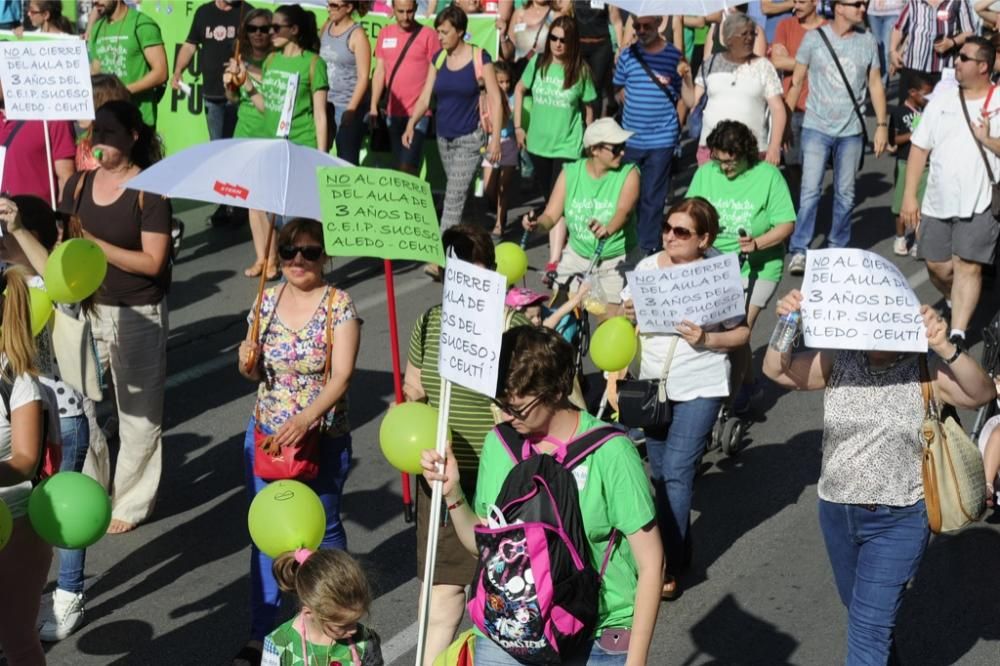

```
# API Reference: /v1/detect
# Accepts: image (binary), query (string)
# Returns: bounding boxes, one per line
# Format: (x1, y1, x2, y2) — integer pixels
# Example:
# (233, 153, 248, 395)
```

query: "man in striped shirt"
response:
(613, 15, 687, 255)
(890, 0, 976, 102)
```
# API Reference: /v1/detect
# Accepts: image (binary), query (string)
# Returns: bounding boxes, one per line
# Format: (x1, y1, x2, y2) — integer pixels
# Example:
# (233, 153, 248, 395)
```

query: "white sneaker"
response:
(910, 241, 919, 259)
(39, 588, 85, 642)
(788, 253, 807, 276)
(893, 236, 908, 256)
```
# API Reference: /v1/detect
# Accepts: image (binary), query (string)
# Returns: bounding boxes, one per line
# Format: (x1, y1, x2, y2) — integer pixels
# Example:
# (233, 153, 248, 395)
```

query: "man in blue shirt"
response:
(0, 1, 22, 31)
(613, 15, 687, 255)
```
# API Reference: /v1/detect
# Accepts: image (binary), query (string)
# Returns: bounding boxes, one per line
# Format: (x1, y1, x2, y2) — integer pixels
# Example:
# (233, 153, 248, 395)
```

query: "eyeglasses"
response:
(246, 24, 269, 34)
(838, 1, 868, 8)
(600, 143, 626, 156)
(490, 395, 543, 421)
(958, 52, 984, 63)
(633, 22, 658, 33)
(278, 244, 324, 261)
(26, 8, 42, 15)
(548, 34, 566, 44)
(710, 152, 740, 168)
(269, 23, 290, 33)
(328, 2, 348, 9)
(662, 223, 696, 240)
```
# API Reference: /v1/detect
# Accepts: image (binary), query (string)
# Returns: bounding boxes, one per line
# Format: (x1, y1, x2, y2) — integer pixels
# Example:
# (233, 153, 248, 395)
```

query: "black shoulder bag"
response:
(616, 336, 679, 430)
(370, 27, 422, 153)
(816, 27, 869, 171)
(958, 86, 1000, 220)
(630, 44, 679, 106)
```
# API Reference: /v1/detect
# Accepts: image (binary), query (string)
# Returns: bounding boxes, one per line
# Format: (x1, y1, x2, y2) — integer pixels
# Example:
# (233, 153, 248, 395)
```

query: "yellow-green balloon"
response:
(28, 472, 111, 549)
(0, 497, 12, 552)
(379, 402, 445, 474)
(589, 316, 637, 372)
(44, 238, 108, 304)
(28, 287, 53, 337)
(495, 242, 528, 286)
(248, 480, 326, 559)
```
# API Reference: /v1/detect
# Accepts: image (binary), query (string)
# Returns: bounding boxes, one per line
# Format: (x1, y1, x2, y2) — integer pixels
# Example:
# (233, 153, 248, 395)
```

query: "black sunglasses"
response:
(269, 23, 290, 33)
(246, 24, 269, 34)
(548, 34, 566, 44)
(662, 223, 695, 240)
(838, 1, 868, 7)
(490, 395, 543, 421)
(607, 143, 626, 156)
(328, 2, 348, 8)
(958, 52, 984, 63)
(278, 244, 324, 261)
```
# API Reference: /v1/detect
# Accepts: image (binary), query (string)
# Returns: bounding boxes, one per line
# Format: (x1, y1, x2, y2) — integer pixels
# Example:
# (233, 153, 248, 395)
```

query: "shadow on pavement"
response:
(680, 593, 798, 665)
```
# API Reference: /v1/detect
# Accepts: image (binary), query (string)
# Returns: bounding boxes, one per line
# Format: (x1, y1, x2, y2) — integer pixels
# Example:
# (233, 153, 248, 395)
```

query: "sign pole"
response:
(414, 378, 452, 666)
(43, 119, 56, 209)
(384, 258, 414, 522)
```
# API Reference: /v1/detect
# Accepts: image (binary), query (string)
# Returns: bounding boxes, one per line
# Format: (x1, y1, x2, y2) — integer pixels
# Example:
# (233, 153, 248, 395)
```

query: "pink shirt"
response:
(375, 23, 439, 117)
(0, 112, 76, 206)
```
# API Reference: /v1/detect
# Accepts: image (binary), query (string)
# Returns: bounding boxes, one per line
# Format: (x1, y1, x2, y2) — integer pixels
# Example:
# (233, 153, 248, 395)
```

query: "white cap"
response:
(583, 117, 634, 148)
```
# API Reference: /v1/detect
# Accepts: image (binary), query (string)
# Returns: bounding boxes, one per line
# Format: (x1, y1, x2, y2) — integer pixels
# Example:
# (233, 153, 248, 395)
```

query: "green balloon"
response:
(589, 316, 637, 372)
(28, 287, 53, 337)
(44, 239, 108, 304)
(0, 497, 12, 552)
(379, 402, 443, 474)
(495, 242, 528, 286)
(248, 480, 326, 559)
(28, 472, 111, 549)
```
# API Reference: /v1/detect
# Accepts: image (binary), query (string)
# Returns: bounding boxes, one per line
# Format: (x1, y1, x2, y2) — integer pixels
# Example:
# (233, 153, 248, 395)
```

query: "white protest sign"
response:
(801, 249, 927, 353)
(276, 73, 299, 139)
(627, 253, 745, 333)
(438, 256, 506, 397)
(0, 40, 94, 121)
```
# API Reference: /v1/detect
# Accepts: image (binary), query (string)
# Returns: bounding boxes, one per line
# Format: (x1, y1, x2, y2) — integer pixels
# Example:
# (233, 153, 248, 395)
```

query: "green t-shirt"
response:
(88, 9, 164, 127)
(234, 57, 265, 139)
(262, 618, 381, 666)
(522, 56, 597, 160)
(473, 411, 656, 632)
(687, 161, 795, 282)
(260, 51, 329, 148)
(563, 159, 638, 260)
(407, 305, 530, 479)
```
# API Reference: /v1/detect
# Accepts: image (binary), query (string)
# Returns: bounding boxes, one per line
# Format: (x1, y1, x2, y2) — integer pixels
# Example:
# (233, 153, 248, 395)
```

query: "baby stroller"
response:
(972, 309, 1000, 440)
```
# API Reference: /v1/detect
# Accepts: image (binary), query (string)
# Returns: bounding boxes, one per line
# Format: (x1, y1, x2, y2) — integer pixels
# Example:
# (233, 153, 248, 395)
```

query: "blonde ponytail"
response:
(0, 267, 39, 380)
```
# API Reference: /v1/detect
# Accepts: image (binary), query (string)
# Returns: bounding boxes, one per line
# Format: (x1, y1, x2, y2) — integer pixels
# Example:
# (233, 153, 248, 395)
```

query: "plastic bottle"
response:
(769, 311, 800, 353)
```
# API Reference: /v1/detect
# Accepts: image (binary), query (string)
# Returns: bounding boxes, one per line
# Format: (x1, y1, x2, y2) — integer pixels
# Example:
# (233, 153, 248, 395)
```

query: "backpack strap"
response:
(493, 422, 522, 463)
(492, 422, 620, 468)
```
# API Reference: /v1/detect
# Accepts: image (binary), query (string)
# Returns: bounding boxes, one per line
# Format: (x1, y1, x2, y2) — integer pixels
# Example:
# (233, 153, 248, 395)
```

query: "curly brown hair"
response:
(705, 120, 759, 168)
(496, 326, 576, 409)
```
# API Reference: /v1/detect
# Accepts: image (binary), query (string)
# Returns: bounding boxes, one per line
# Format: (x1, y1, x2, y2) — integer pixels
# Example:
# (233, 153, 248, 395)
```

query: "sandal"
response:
(243, 261, 265, 278)
(265, 262, 280, 281)
(661, 574, 680, 601)
(233, 640, 263, 666)
(423, 263, 443, 282)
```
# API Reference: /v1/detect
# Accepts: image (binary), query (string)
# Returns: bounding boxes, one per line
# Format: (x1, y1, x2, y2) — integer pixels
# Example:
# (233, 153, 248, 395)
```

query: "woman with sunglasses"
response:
(236, 218, 361, 666)
(691, 11, 786, 167)
(227, 5, 329, 281)
(320, 0, 371, 166)
(226, 9, 276, 282)
(622, 197, 750, 602)
(522, 118, 639, 322)
(514, 15, 597, 284)
(687, 120, 795, 413)
(420, 325, 663, 665)
(0, 266, 53, 666)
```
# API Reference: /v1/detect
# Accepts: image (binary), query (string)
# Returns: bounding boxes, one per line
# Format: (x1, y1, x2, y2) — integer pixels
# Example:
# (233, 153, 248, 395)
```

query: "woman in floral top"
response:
(237, 218, 361, 658)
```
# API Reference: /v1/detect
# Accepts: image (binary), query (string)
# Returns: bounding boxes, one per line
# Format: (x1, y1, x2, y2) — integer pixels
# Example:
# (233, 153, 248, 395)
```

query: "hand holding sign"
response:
(800, 249, 927, 353)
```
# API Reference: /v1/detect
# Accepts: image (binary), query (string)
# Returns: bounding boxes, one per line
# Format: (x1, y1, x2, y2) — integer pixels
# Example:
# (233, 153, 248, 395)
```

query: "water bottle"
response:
(769, 311, 801, 353)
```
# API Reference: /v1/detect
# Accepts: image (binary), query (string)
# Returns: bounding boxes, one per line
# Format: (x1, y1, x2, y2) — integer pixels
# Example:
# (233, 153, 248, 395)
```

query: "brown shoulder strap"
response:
(323, 286, 337, 381)
(918, 354, 935, 419)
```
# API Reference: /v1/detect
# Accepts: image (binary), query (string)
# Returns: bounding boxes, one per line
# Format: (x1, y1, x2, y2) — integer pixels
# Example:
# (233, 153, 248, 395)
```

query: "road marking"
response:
(381, 618, 418, 665)
(907, 266, 929, 290)
(164, 274, 435, 392)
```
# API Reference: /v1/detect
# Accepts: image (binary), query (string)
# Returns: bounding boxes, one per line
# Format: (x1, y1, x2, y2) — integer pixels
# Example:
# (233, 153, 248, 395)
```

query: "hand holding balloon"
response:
(379, 402, 447, 474)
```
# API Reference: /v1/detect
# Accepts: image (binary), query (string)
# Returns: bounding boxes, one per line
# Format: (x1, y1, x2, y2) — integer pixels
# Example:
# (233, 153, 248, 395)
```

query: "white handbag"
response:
(50, 308, 103, 401)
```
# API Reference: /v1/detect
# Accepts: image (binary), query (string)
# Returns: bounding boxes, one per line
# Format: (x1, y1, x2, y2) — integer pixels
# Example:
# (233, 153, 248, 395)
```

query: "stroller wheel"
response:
(709, 412, 725, 452)
(721, 417, 746, 457)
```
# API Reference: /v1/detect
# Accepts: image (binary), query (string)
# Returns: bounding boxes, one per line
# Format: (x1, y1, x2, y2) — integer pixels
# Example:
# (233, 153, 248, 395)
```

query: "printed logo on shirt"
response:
(207, 25, 236, 42)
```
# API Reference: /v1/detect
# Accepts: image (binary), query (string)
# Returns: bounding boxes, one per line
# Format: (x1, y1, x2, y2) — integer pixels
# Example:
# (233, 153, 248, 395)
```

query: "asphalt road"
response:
(30, 138, 1000, 666)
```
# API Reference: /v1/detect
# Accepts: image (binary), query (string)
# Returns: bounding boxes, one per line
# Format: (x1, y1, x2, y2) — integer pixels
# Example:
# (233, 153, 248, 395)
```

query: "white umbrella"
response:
(124, 138, 352, 219)
(608, 0, 758, 17)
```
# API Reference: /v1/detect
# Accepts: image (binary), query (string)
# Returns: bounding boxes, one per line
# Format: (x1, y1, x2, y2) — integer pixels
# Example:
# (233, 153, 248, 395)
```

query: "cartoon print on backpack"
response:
(483, 537, 543, 649)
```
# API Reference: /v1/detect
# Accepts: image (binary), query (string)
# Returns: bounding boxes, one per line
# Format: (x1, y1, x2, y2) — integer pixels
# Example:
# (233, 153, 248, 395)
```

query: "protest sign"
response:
(0, 39, 93, 121)
(801, 249, 927, 353)
(438, 256, 506, 397)
(627, 254, 745, 333)
(317, 166, 445, 265)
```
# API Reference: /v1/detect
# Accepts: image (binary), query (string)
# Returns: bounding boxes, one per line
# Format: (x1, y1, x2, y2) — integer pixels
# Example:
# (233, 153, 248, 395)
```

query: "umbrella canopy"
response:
(608, 0, 759, 18)
(124, 138, 352, 219)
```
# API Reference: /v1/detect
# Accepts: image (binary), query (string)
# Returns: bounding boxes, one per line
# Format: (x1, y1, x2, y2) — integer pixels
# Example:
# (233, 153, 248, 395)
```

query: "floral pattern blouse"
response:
(248, 285, 357, 437)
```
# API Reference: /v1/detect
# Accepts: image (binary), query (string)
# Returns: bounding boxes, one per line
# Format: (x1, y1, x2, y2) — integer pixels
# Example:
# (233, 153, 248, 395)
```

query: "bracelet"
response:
(446, 496, 465, 511)
(876, 121, 888, 127)
(943, 346, 963, 365)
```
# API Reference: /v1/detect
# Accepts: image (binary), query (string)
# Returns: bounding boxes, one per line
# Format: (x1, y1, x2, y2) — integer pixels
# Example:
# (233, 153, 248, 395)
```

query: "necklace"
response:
(864, 352, 910, 376)
(299, 615, 333, 666)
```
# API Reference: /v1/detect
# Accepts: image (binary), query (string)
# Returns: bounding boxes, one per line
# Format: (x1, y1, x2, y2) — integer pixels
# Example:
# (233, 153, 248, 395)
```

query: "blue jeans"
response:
(818, 499, 930, 666)
(867, 14, 900, 87)
(474, 635, 627, 665)
(56, 415, 90, 593)
(625, 144, 674, 254)
(388, 114, 428, 170)
(242, 416, 352, 640)
(790, 128, 863, 256)
(204, 98, 238, 141)
(645, 397, 722, 572)
(327, 100, 369, 165)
